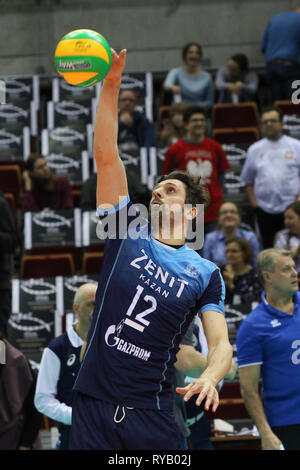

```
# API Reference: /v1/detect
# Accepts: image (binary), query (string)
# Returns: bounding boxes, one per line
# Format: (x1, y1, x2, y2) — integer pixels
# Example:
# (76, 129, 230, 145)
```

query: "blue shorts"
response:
(70, 391, 181, 450)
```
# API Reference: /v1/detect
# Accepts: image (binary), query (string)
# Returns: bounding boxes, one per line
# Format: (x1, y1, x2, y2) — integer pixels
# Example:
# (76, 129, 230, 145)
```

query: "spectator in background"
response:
(220, 238, 263, 305)
(118, 88, 155, 151)
(274, 201, 300, 274)
(0, 191, 19, 338)
(34, 283, 97, 450)
(164, 43, 214, 111)
(80, 168, 151, 212)
(237, 249, 300, 450)
(162, 106, 230, 234)
(215, 54, 258, 103)
(240, 106, 300, 249)
(0, 329, 42, 450)
(261, 3, 300, 101)
(21, 153, 73, 214)
(158, 102, 189, 148)
(203, 202, 260, 267)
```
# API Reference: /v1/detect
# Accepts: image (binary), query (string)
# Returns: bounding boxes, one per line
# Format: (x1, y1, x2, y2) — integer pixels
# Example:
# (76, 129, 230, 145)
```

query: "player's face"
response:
(150, 179, 190, 235)
(269, 255, 299, 294)
(151, 179, 186, 209)
(218, 203, 240, 228)
(284, 208, 300, 236)
(260, 110, 283, 140)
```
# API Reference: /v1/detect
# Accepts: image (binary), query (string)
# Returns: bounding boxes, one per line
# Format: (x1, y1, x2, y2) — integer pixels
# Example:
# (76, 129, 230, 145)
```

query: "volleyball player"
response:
(70, 49, 232, 450)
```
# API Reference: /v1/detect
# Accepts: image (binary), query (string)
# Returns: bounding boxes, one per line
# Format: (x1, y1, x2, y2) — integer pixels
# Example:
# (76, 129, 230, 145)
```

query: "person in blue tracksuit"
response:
(237, 248, 300, 450)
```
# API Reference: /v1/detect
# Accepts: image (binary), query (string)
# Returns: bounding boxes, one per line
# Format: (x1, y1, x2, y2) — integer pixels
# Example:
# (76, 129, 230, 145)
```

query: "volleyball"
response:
(54, 29, 112, 87)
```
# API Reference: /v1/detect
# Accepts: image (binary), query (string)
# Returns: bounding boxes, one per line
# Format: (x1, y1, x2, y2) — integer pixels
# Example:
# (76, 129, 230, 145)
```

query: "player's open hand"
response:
(176, 377, 219, 412)
(105, 48, 127, 82)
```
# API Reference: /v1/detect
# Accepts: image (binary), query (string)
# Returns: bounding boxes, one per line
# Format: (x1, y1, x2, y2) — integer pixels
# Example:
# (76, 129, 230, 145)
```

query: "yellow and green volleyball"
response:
(55, 29, 112, 87)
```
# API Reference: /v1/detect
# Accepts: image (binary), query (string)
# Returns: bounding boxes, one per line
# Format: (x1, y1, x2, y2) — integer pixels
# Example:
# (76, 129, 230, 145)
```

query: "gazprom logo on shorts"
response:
(0, 80, 6, 104)
(96, 198, 205, 251)
(104, 324, 151, 361)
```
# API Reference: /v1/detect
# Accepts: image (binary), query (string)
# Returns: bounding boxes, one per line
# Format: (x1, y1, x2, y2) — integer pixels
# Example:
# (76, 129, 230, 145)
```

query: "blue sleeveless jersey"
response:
(74, 199, 225, 410)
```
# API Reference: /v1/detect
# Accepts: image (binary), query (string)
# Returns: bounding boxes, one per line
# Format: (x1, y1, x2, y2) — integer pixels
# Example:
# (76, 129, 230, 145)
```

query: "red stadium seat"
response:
(28, 245, 81, 271)
(274, 100, 300, 115)
(0, 164, 22, 205)
(82, 252, 104, 275)
(21, 254, 75, 278)
(213, 103, 259, 129)
(213, 127, 259, 144)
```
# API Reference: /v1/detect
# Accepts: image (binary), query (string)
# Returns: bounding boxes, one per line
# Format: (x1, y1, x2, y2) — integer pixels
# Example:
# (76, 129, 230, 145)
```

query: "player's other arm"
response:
(176, 269, 232, 411)
(176, 312, 232, 411)
(94, 48, 128, 210)
(239, 365, 283, 450)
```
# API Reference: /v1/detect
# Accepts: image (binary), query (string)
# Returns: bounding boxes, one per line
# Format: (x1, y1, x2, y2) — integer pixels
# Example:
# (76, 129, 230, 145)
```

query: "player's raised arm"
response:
(94, 48, 128, 209)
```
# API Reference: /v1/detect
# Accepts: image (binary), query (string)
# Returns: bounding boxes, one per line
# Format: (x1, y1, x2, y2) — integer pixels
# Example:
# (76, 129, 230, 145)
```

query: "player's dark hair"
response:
(155, 170, 209, 207)
(260, 106, 284, 122)
(183, 106, 206, 123)
(226, 237, 253, 264)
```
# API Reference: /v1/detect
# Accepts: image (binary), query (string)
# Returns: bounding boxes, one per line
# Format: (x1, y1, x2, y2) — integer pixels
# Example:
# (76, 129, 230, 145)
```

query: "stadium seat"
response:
(71, 188, 81, 208)
(0, 164, 22, 205)
(213, 127, 259, 144)
(21, 254, 75, 278)
(274, 100, 300, 115)
(212, 103, 259, 129)
(82, 252, 104, 275)
(27, 245, 81, 271)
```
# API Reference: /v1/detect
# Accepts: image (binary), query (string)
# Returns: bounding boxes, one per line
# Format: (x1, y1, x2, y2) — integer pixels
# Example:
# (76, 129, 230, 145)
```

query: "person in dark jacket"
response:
(0, 329, 42, 450)
(118, 89, 155, 151)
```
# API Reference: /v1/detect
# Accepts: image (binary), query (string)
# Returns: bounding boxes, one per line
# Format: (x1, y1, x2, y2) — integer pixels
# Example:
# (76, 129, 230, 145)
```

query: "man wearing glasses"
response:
(240, 106, 300, 249)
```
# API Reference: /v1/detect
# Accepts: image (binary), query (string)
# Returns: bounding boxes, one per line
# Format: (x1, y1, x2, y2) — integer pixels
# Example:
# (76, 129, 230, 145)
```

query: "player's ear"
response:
(73, 303, 79, 315)
(185, 206, 197, 221)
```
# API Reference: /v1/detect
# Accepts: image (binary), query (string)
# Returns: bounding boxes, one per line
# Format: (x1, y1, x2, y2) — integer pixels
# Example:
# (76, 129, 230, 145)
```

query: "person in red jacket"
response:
(21, 153, 74, 214)
(162, 106, 230, 234)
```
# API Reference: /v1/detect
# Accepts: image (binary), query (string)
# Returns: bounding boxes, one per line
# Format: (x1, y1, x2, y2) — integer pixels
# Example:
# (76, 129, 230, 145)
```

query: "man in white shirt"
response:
(34, 283, 97, 450)
(240, 106, 300, 248)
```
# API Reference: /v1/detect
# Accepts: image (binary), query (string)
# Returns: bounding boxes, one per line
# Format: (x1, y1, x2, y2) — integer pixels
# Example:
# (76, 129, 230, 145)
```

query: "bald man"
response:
(34, 283, 97, 450)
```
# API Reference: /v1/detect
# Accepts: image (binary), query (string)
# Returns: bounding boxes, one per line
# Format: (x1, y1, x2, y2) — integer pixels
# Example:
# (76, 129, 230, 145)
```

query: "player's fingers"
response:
(203, 388, 215, 410)
(175, 383, 193, 396)
(195, 385, 210, 407)
(184, 381, 207, 404)
(119, 49, 127, 67)
(203, 388, 219, 412)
